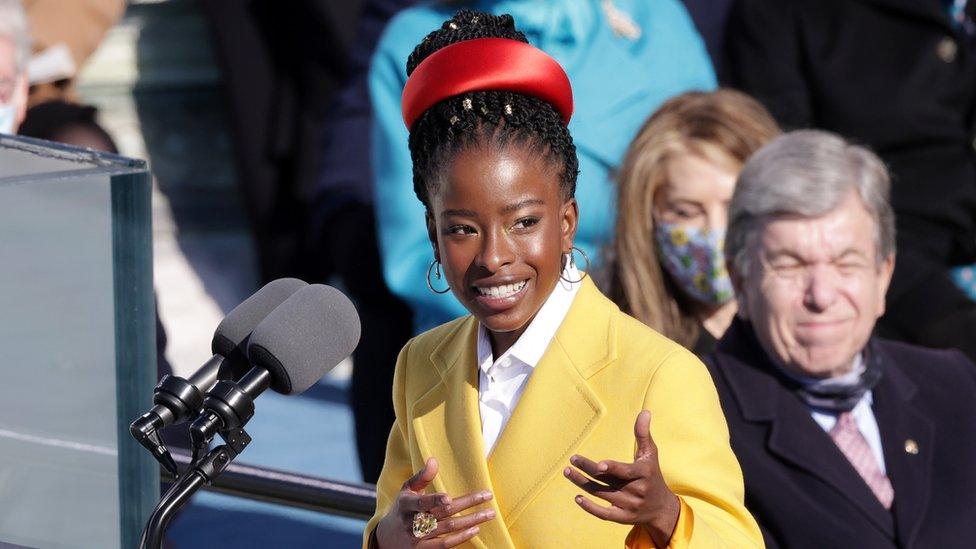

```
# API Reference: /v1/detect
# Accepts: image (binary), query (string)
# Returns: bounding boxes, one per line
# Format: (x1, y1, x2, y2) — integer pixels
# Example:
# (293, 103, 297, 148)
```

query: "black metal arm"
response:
(161, 449, 377, 519)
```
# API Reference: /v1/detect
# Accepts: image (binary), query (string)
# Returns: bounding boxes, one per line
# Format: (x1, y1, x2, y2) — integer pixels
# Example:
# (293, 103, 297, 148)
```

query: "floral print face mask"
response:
(653, 222, 735, 306)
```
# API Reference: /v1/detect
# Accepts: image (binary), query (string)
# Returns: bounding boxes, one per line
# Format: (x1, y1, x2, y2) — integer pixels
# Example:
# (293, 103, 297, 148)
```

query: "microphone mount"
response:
(130, 372, 209, 478)
(141, 369, 273, 547)
(140, 420, 254, 548)
(141, 370, 270, 548)
(188, 368, 270, 456)
(152, 372, 208, 423)
(130, 413, 179, 478)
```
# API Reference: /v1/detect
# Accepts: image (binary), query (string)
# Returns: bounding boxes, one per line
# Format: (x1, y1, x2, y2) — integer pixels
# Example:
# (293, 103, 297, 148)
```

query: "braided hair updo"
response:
(406, 9, 579, 210)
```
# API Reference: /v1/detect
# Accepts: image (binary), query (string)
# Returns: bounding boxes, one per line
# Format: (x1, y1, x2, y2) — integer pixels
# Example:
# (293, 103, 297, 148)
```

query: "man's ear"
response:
(875, 253, 896, 318)
(728, 257, 749, 320)
(425, 210, 440, 262)
(561, 198, 579, 253)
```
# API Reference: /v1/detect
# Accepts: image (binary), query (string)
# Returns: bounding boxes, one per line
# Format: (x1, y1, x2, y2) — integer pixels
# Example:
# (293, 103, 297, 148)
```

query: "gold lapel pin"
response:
(904, 439, 919, 455)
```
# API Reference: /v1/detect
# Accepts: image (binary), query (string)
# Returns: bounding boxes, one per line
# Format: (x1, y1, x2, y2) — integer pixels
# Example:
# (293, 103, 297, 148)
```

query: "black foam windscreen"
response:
(246, 284, 362, 395)
(211, 278, 308, 373)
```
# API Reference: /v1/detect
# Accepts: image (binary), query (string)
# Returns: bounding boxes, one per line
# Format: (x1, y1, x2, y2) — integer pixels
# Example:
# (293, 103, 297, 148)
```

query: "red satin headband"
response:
(401, 37, 574, 130)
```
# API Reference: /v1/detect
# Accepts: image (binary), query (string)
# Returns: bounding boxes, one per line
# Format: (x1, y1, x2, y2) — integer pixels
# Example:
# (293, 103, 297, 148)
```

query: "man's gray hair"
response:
(0, 0, 31, 73)
(726, 129, 896, 276)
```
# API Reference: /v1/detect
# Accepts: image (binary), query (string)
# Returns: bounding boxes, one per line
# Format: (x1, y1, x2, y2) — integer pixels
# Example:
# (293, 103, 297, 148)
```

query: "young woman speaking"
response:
(364, 10, 761, 549)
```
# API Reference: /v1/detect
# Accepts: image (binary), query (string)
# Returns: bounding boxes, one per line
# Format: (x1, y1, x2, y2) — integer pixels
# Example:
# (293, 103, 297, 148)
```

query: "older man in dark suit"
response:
(705, 130, 976, 548)
(726, 0, 976, 361)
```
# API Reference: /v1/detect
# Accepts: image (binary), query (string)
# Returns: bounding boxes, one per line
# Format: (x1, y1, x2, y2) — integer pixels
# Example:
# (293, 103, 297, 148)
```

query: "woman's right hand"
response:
(374, 457, 496, 548)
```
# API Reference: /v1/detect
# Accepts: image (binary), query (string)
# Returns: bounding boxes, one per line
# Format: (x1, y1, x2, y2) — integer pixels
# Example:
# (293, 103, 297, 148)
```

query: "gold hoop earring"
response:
(426, 259, 451, 294)
(560, 246, 590, 284)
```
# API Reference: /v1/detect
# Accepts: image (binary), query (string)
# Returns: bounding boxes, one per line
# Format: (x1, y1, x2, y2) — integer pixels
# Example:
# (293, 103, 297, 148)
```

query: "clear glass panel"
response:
(0, 135, 156, 548)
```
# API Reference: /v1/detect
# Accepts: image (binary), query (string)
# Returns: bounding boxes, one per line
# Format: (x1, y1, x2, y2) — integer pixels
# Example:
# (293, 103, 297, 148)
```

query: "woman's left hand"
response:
(563, 410, 680, 547)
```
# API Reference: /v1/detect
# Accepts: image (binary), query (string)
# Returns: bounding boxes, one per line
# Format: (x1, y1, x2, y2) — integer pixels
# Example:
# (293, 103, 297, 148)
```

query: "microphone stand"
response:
(139, 425, 252, 549)
(139, 371, 266, 548)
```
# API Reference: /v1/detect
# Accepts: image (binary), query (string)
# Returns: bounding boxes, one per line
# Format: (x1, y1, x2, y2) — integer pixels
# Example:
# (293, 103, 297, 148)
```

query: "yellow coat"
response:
(364, 279, 763, 548)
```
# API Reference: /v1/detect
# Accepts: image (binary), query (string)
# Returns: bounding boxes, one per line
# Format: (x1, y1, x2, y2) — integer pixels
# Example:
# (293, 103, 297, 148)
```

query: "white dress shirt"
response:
(810, 391, 886, 474)
(476, 265, 582, 456)
(805, 355, 887, 473)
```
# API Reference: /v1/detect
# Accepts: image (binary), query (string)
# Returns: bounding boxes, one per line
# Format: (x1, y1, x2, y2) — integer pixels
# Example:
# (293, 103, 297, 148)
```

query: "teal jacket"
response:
(370, 0, 716, 332)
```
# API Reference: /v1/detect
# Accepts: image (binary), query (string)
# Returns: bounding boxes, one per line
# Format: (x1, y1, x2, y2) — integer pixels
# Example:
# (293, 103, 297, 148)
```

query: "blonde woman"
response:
(605, 90, 780, 354)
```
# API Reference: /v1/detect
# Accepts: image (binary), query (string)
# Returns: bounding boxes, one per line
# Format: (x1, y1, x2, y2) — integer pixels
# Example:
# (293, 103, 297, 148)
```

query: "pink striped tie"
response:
(829, 412, 894, 509)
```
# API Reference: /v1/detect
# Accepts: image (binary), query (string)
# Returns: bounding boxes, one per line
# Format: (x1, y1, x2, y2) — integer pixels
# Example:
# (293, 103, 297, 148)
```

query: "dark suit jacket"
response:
(704, 319, 976, 548)
(681, 0, 735, 79)
(307, 0, 419, 484)
(197, 0, 357, 281)
(725, 0, 976, 358)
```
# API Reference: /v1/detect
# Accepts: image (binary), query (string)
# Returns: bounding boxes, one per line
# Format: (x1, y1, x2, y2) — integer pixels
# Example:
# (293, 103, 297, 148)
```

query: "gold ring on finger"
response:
(412, 511, 437, 538)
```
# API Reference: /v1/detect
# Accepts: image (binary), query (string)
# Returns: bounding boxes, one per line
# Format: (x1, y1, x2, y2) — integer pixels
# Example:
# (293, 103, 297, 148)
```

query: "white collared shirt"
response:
(810, 391, 887, 474)
(800, 354, 886, 473)
(476, 266, 582, 456)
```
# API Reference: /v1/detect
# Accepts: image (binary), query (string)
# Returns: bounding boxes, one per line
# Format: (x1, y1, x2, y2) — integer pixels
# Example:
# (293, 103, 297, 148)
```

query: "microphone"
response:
(130, 278, 307, 474)
(139, 286, 360, 549)
(188, 284, 361, 448)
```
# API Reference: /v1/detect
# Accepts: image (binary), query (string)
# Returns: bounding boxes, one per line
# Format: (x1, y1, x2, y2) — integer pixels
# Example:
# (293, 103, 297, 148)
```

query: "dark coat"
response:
(704, 319, 976, 548)
(197, 0, 358, 282)
(308, 0, 420, 484)
(725, 0, 976, 358)
(681, 0, 735, 79)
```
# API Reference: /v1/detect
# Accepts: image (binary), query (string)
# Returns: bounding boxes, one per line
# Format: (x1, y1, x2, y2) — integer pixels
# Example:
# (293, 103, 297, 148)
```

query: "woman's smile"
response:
(471, 278, 531, 311)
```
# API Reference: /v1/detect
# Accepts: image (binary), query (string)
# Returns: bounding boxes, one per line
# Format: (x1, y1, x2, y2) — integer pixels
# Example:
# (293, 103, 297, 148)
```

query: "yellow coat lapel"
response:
(487, 279, 611, 528)
(411, 318, 516, 549)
